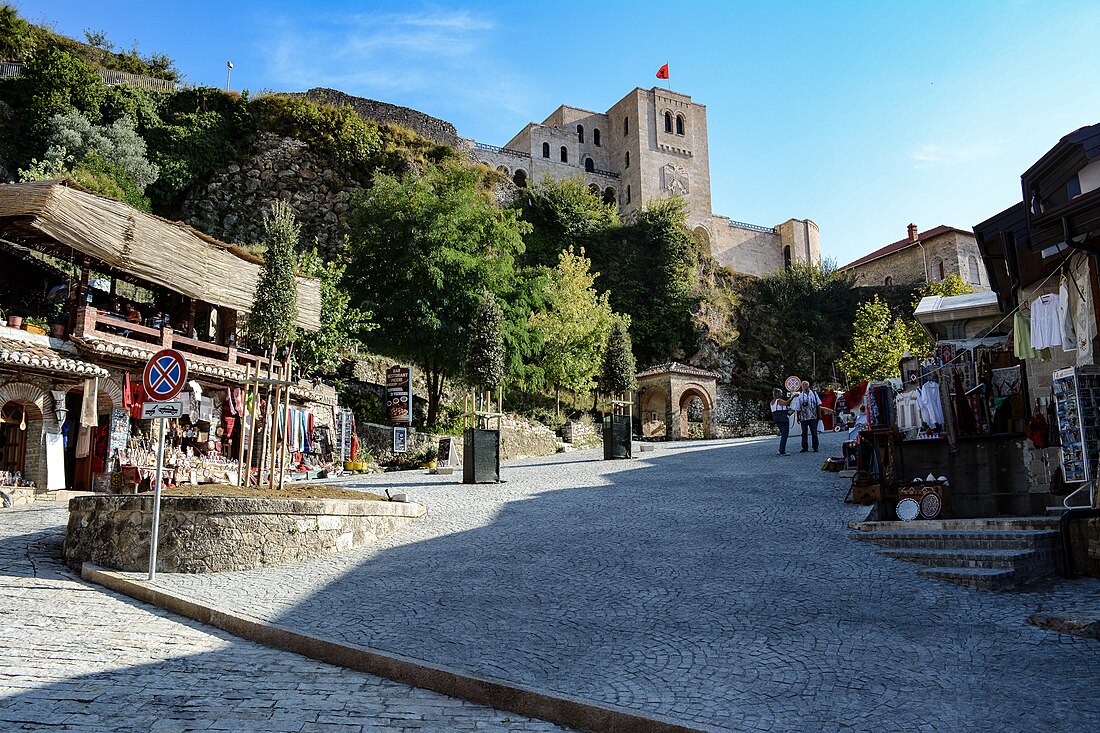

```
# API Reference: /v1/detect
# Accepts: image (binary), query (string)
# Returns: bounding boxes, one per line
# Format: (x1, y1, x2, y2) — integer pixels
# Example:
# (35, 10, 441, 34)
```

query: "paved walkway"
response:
(0, 505, 575, 732)
(140, 433, 1100, 732)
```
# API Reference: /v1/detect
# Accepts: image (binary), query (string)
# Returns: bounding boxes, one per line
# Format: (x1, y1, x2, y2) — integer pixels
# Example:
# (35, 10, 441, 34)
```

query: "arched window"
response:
(577, 124, 584, 143)
(675, 115, 684, 135)
(603, 187, 615, 205)
(783, 245, 792, 270)
(497, 165, 508, 175)
(626, 185, 632, 204)
(513, 169, 527, 188)
(560, 146, 568, 163)
(593, 129, 600, 147)
(542, 142, 550, 158)
(588, 184, 600, 197)
(584, 157, 594, 172)
(664, 111, 672, 132)
(624, 151, 630, 168)
(968, 255, 981, 285)
(884, 276, 893, 286)
(623, 117, 629, 136)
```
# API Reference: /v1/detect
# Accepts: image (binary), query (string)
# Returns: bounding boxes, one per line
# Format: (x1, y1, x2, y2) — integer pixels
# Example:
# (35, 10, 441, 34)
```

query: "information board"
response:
(386, 366, 413, 424)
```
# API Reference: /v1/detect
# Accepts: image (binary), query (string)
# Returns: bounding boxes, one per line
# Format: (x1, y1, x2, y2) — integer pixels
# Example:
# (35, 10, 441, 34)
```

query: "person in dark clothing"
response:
(770, 388, 793, 456)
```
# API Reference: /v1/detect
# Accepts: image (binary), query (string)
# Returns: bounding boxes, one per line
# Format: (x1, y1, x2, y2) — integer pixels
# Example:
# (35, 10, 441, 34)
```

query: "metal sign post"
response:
(143, 349, 188, 582)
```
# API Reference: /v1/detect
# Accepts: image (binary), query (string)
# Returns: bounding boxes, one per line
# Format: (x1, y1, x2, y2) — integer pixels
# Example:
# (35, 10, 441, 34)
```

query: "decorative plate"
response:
(896, 497, 920, 522)
(919, 492, 942, 519)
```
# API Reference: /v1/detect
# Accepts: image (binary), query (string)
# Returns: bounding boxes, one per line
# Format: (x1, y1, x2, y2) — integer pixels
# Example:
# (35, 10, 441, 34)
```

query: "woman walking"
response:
(770, 388, 793, 456)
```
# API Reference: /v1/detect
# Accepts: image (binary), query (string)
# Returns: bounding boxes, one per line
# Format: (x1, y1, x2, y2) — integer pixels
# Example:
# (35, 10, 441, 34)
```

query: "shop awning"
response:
(914, 291, 1003, 340)
(0, 180, 321, 331)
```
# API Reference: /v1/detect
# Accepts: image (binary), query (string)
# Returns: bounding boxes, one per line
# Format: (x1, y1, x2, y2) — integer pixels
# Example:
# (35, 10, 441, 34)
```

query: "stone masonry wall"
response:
(63, 494, 425, 573)
(847, 231, 989, 290)
(358, 415, 561, 466)
(181, 133, 363, 257)
(293, 88, 464, 149)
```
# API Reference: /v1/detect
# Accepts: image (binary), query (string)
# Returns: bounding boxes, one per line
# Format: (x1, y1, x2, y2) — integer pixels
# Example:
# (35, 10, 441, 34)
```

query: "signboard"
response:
(386, 365, 413, 424)
(141, 400, 184, 419)
(143, 349, 189, 401)
(393, 425, 408, 454)
(785, 375, 802, 393)
(436, 437, 461, 468)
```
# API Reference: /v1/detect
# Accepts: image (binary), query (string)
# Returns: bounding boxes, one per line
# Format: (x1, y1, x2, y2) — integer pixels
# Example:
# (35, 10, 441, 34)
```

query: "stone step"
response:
(849, 529, 1060, 551)
(878, 547, 1038, 569)
(917, 566, 1021, 591)
(850, 516, 1059, 532)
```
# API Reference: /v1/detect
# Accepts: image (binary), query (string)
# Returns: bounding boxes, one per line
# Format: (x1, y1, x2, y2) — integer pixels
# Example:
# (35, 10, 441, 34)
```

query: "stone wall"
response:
(846, 231, 989, 290)
(561, 418, 601, 448)
(292, 88, 463, 149)
(181, 133, 363, 257)
(711, 386, 774, 438)
(63, 494, 425, 573)
(358, 415, 561, 466)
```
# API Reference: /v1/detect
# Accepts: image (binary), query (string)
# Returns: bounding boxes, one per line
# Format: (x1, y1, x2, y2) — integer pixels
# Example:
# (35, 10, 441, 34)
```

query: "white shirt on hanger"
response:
(1030, 292, 1063, 351)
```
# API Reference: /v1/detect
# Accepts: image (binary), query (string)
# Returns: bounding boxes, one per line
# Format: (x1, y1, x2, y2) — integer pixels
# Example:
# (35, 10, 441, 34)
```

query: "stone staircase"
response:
(849, 517, 1062, 590)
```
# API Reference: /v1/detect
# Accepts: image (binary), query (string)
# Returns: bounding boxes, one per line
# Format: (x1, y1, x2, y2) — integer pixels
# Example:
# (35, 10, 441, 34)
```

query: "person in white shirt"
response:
(790, 381, 823, 453)
(769, 388, 793, 456)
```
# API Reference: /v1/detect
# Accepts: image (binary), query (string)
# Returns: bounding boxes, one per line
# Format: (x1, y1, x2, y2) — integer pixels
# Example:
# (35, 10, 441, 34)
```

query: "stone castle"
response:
(471, 87, 820, 276)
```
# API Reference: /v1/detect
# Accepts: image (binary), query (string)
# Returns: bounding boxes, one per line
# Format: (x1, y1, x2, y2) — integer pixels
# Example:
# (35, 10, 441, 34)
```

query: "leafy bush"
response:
(70, 151, 152, 211)
(44, 107, 159, 189)
(251, 94, 381, 174)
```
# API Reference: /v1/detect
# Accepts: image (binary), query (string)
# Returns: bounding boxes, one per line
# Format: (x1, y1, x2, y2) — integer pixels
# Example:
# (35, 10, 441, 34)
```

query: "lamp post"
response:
(226, 61, 233, 92)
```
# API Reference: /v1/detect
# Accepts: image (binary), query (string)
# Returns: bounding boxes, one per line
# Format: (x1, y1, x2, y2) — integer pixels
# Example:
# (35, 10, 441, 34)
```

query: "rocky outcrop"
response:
(293, 87, 465, 149)
(181, 133, 363, 257)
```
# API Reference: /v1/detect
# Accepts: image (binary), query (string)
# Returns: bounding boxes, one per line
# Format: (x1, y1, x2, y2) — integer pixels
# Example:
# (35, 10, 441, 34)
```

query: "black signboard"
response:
(437, 437, 452, 467)
(386, 365, 413, 424)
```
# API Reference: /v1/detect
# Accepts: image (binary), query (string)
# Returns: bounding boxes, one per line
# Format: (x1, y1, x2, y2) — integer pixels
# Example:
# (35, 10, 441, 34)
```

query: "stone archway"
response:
(635, 363, 720, 440)
(677, 385, 714, 439)
(640, 386, 668, 438)
(0, 382, 54, 490)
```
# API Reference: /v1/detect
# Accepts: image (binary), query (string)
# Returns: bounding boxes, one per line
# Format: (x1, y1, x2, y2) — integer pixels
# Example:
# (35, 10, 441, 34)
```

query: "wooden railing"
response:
(75, 306, 272, 371)
(0, 62, 176, 92)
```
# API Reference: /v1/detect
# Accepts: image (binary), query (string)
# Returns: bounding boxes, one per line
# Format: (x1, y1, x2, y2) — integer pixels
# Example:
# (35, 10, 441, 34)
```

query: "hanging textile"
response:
(952, 372, 977, 435)
(129, 381, 147, 421)
(819, 390, 837, 431)
(1030, 292, 1062, 350)
(1058, 280, 1077, 351)
(917, 380, 945, 427)
(80, 378, 99, 427)
(1013, 312, 1050, 362)
(45, 432, 65, 491)
(1070, 252, 1096, 365)
(991, 367, 1022, 398)
(75, 425, 92, 458)
(122, 372, 133, 409)
(894, 391, 921, 432)
(843, 381, 868, 412)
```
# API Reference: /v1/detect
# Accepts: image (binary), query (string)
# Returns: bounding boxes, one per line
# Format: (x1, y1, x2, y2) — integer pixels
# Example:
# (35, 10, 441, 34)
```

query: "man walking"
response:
(791, 381, 822, 453)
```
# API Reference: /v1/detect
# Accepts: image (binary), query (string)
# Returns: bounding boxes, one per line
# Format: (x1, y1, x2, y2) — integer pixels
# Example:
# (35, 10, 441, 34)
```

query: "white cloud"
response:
(911, 141, 1001, 168)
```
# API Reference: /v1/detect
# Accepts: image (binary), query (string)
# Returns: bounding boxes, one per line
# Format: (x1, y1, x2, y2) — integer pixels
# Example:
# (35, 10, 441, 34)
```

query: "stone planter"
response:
(63, 494, 425, 573)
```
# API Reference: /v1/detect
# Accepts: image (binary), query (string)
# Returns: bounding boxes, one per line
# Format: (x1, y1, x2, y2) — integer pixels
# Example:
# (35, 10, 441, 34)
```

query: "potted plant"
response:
(599, 317, 637, 460)
(48, 301, 67, 338)
(6, 311, 23, 329)
(24, 316, 49, 335)
(463, 291, 504, 484)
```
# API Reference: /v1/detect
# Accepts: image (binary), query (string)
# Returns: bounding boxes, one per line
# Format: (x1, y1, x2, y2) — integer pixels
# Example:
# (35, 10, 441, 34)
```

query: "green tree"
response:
(600, 316, 638, 395)
(530, 247, 615, 412)
(345, 161, 529, 425)
(44, 107, 159, 189)
(248, 201, 300, 354)
(515, 176, 619, 268)
(838, 295, 915, 383)
(21, 47, 107, 130)
(465, 291, 505, 390)
(295, 246, 373, 375)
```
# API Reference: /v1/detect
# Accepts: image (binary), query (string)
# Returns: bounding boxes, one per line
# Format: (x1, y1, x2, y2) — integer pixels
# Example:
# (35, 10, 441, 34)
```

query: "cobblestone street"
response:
(4, 434, 1100, 732)
(141, 434, 1100, 732)
(0, 506, 574, 732)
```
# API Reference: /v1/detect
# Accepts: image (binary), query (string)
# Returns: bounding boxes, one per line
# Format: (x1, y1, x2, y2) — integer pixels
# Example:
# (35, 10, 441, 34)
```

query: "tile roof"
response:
(840, 225, 972, 271)
(636, 361, 721, 379)
(0, 328, 109, 378)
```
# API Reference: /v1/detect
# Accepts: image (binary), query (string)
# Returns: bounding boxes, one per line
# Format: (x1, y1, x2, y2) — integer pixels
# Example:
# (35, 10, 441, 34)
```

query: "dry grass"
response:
(155, 483, 386, 501)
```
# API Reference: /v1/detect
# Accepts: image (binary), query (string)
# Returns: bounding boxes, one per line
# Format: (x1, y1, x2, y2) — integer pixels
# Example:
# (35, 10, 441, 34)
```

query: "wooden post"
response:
(277, 360, 292, 491)
(237, 362, 252, 485)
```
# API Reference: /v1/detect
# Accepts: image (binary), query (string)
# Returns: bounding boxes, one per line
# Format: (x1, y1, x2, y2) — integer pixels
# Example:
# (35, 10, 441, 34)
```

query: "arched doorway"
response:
(678, 387, 714, 439)
(0, 381, 54, 490)
(603, 187, 616, 206)
(512, 169, 527, 188)
(640, 386, 668, 438)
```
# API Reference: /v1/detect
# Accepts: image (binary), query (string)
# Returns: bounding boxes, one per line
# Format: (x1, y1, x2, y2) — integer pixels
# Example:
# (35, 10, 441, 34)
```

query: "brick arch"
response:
(0, 381, 58, 433)
(676, 382, 715, 411)
(99, 377, 124, 409)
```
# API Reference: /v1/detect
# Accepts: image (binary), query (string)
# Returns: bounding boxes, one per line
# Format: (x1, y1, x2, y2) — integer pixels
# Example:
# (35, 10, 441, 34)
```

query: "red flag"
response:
(656, 63, 669, 80)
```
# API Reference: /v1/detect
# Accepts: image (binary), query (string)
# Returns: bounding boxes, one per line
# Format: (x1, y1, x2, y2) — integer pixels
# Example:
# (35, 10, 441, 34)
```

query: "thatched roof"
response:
(0, 180, 321, 331)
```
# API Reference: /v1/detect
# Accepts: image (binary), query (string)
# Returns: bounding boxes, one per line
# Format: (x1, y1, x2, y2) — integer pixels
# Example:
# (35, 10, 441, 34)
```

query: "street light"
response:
(226, 61, 233, 92)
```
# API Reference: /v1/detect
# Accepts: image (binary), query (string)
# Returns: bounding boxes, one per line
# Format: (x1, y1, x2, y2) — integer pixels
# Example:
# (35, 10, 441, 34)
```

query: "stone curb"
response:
(1027, 612, 1100, 640)
(81, 563, 727, 733)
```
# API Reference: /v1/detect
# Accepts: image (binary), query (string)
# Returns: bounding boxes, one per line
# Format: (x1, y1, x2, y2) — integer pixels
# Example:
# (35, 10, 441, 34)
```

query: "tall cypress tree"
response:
(465, 290, 505, 390)
(248, 200, 300, 351)
(600, 316, 638, 395)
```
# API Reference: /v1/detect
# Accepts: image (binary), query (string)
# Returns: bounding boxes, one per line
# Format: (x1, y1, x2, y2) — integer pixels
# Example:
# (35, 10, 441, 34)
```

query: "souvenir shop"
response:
(845, 289, 1051, 519)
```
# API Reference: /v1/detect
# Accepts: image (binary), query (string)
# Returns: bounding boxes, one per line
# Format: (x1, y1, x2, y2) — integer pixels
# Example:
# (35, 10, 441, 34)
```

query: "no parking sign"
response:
(143, 348, 188, 401)
(785, 375, 801, 392)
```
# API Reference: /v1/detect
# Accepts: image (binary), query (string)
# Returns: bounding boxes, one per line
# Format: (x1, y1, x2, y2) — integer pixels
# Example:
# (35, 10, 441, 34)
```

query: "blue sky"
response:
(21, 0, 1100, 265)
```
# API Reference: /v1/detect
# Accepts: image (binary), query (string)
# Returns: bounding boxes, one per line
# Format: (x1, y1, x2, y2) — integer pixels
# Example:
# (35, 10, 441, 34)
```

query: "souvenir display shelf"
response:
(1052, 366, 1100, 483)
